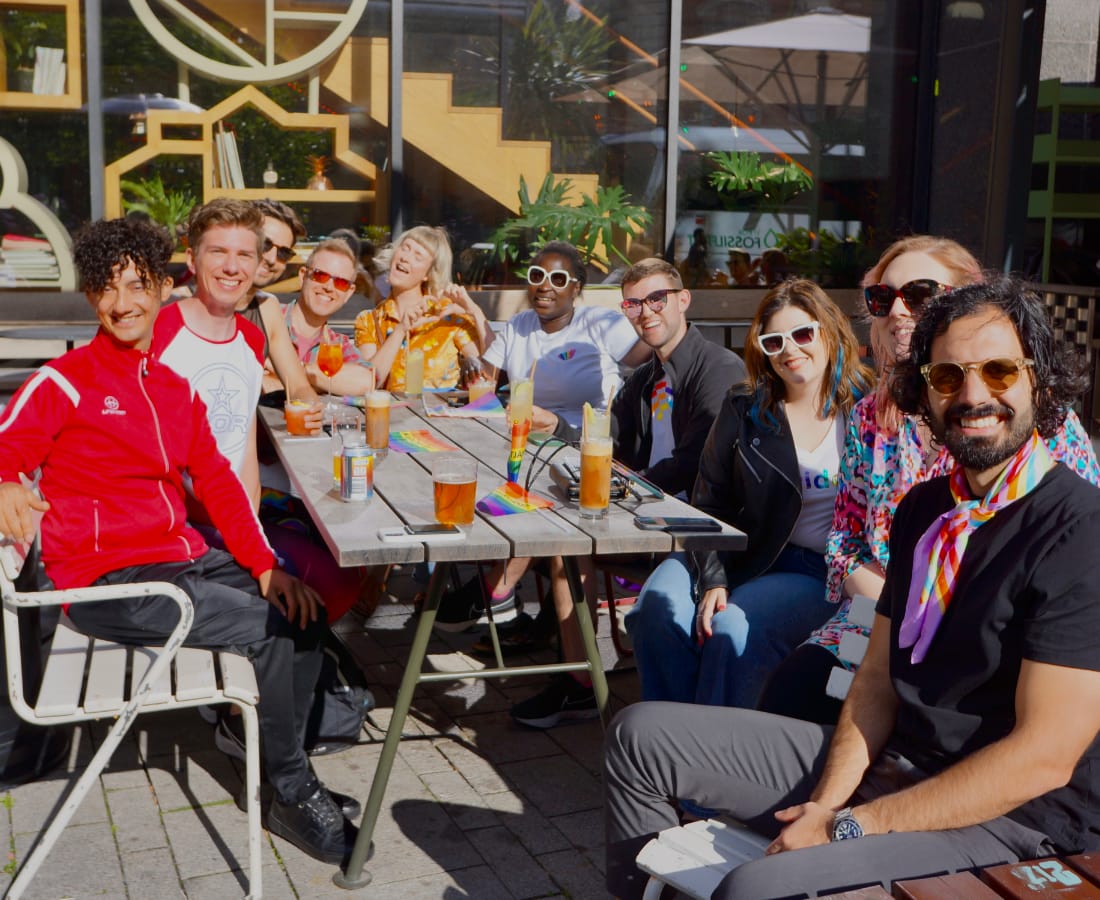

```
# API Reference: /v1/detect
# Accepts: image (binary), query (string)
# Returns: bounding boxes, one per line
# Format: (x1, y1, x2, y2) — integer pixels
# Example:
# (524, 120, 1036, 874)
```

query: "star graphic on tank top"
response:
(207, 377, 239, 414)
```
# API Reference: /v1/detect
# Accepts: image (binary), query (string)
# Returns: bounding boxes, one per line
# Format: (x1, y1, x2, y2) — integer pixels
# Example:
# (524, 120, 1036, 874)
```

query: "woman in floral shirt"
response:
(354, 226, 492, 391)
(757, 235, 1100, 724)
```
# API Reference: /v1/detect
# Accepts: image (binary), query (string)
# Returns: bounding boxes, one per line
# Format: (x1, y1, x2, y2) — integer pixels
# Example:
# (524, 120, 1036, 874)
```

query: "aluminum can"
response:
(340, 442, 374, 502)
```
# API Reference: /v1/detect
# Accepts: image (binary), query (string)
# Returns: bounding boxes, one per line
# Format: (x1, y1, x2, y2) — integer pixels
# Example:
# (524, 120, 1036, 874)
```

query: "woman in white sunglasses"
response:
(353, 225, 493, 391)
(626, 279, 873, 709)
(758, 235, 1100, 725)
(481, 241, 651, 433)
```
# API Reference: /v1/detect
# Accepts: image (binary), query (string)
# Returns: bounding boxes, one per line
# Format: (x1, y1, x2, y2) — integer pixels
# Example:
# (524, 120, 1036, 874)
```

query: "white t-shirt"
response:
(483, 305, 638, 428)
(787, 415, 844, 554)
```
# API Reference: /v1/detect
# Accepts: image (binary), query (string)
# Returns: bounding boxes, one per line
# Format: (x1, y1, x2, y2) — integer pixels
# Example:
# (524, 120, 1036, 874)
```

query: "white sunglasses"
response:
(757, 321, 820, 356)
(527, 265, 577, 290)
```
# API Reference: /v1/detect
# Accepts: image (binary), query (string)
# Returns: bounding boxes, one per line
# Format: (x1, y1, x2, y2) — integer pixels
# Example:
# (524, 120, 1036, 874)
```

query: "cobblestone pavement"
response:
(0, 563, 641, 898)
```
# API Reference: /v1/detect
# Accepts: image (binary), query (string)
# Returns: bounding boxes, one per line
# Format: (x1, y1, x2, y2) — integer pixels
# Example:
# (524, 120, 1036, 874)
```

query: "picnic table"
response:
(258, 394, 747, 888)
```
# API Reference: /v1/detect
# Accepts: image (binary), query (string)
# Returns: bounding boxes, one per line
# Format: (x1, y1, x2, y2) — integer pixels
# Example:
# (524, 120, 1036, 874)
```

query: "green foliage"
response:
(490, 173, 651, 272)
(707, 152, 813, 207)
(1, 10, 64, 70)
(119, 175, 197, 245)
(775, 227, 875, 288)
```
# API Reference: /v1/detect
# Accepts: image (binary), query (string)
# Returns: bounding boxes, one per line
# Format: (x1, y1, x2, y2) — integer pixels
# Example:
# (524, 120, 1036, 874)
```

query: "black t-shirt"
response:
(878, 463, 1100, 852)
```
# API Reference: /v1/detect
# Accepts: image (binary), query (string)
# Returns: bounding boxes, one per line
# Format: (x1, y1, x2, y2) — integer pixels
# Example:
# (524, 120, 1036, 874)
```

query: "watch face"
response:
(833, 815, 863, 841)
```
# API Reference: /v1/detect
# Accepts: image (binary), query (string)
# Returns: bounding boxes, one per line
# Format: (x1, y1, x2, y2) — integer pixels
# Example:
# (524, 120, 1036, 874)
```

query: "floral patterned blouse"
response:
(807, 393, 1100, 662)
(353, 295, 479, 391)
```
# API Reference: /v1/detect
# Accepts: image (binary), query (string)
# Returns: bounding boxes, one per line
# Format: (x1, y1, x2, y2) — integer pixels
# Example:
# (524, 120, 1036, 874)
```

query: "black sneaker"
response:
(510, 674, 599, 729)
(432, 575, 519, 633)
(267, 785, 360, 864)
(237, 782, 362, 820)
(470, 610, 557, 658)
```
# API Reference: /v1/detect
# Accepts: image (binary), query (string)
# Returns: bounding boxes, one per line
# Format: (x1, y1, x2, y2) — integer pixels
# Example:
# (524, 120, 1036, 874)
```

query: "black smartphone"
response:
(378, 523, 465, 542)
(634, 516, 722, 533)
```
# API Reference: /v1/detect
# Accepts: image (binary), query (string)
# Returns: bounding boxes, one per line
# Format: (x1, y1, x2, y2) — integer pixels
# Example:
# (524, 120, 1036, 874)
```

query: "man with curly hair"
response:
(0, 217, 361, 865)
(604, 275, 1100, 898)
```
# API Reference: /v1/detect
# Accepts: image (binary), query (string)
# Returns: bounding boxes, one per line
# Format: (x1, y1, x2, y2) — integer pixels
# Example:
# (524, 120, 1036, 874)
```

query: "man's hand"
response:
(0, 482, 49, 543)
(258, 568, 323, 629)
(530, 405, 559, 433)
(696, 586, 728, 643)
(766, 801, 836, 854)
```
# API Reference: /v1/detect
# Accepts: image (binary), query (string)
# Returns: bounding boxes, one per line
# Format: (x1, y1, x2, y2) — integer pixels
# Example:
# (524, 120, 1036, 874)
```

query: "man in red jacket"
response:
(0, 218, 359, 865)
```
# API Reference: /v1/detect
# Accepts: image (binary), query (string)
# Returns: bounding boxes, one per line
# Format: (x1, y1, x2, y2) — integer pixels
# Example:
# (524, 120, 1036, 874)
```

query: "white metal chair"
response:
(0, 536, 263, 898)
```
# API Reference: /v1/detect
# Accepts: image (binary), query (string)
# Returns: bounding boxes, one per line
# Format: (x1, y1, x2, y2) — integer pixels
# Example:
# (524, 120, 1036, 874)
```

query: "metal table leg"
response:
(562, 555, 610, 728)
(333, 560, 453, 889)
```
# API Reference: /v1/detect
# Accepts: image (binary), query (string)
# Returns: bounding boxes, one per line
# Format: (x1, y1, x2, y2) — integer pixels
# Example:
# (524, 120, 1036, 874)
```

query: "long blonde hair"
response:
(863, 235, 982, 431)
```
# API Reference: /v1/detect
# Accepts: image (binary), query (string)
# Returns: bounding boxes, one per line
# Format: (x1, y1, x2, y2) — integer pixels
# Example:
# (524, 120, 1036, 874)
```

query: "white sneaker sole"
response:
(511, 706, 600, 729)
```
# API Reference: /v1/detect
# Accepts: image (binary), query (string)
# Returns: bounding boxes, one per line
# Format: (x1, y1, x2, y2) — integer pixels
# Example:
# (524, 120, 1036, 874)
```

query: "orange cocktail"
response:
(467, 376, 494, 404)
(579, 438, 613, 518)
(284, 399, 312, 436)
(317, 342, 343, 379)
(432, 455, 478, 525)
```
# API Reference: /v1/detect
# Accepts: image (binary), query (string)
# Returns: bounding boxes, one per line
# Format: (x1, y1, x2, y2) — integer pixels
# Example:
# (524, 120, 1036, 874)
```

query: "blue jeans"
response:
(624, 547, 833, 708)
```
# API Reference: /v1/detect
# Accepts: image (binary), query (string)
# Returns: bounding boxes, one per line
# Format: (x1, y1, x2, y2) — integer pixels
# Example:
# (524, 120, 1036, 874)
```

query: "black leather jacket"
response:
(691, 386, 809, 594)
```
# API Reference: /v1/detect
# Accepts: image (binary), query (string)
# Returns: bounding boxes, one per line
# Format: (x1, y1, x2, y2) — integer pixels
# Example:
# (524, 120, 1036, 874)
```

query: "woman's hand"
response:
(696, 586, 728, 644)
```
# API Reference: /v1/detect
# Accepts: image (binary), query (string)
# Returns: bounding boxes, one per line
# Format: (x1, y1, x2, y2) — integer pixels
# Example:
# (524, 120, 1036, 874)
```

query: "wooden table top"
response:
(259, 397, 746, 568)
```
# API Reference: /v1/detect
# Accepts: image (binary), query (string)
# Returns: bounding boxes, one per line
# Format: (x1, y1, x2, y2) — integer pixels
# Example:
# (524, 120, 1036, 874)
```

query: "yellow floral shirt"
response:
(354, 295, 479, 391)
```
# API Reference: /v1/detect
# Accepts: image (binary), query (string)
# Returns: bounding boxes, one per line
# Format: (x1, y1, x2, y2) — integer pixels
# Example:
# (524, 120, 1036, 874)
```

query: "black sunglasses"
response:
(263, 236, 295, 263)
(863, 279, 949, 317)
(920, 357, 1035, 395)
(621, 288, 678, 319)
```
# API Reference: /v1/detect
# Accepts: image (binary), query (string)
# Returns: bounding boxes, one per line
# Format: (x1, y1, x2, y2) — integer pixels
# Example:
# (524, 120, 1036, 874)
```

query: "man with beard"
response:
(603, 275, 1100, 899)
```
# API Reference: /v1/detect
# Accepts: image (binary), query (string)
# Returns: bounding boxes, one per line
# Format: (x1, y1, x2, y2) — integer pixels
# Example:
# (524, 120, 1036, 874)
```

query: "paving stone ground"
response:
(0, 563, 641, 899)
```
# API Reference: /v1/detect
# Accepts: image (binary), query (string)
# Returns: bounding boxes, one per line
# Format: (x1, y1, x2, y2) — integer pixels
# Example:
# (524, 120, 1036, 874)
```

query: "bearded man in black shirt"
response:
(604, 274, 1100, 900)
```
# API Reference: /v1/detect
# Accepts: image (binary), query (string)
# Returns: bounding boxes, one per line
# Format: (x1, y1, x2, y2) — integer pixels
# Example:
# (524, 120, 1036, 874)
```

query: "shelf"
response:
(0, 0, 82, 111)
(208, 188, 376, 203)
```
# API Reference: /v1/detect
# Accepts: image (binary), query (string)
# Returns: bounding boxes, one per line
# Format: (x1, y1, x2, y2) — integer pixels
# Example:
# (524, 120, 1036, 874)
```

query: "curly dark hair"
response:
(891, 273, 1087, 438)
(73, 217, 173, 295)
(532, 241, 587, 288)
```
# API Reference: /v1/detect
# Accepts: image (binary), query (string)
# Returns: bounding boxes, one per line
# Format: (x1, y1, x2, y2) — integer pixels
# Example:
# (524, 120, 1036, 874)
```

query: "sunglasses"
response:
(863, 279, 949, 317)
(527, 265, 577, 290)
(920, 357, 1035, 396)
(621, 288, 679, 319)
(306, 267, 354, 292)
(263, 236, 295, 263)
(757, 321, 820, 356)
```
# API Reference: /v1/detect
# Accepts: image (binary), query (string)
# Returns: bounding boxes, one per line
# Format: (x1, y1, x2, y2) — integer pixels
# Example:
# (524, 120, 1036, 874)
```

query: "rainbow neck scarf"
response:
(899, 431, 1054, 664)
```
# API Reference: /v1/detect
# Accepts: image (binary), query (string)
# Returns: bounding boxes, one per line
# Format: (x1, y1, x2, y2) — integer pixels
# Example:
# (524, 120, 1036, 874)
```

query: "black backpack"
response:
(304, 632, 375, 756)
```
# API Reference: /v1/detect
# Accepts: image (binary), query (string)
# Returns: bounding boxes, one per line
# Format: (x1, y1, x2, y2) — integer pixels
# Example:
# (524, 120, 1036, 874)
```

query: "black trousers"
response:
(69, 549, 325, 803)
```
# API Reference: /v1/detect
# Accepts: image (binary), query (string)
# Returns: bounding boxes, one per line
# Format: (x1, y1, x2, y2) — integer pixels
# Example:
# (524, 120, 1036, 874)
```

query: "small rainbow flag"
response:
(422, 392, 506, 418)
(387, 430, 459, 454)
(476, 482, 554, 516)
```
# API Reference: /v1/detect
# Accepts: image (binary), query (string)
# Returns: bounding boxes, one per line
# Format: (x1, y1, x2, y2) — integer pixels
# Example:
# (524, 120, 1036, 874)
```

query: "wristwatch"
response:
(831, 807, 864, 841)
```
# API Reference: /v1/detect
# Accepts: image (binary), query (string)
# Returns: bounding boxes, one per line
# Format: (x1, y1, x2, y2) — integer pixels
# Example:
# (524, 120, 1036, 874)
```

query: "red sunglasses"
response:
(306, 267, 354, 292)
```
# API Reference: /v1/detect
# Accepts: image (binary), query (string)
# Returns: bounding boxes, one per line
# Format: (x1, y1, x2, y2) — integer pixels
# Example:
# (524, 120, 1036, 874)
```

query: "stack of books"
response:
(32, 47, 66, 96)
(0, 234, 60, 286)
(214, 122, 244, 189)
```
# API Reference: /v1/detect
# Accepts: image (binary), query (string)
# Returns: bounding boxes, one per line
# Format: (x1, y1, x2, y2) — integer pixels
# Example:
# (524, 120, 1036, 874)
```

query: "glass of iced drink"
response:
(284, 397, 313, 436)
(508, 378, 533, 427)
(432, 455, 478, 526)
(365, 391, 390, 451)
(404, 347, 424, 397)
(579, 437, 613, 518)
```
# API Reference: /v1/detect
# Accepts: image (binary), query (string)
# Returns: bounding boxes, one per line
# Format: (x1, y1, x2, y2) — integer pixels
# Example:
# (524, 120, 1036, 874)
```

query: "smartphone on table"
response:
(634, 516, 722, 533)
(378, 523, 466, 542)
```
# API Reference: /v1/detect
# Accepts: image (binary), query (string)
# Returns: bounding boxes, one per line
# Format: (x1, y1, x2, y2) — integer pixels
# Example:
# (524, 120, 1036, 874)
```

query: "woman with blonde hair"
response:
(354, 225, 492, 390)
(758, 235, 1100, 723)
(625, 279, 874, 708)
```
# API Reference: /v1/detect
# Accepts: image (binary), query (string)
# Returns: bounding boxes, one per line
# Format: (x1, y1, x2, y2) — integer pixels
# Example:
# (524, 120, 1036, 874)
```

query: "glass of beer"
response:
(404, 347, 425, 397)
(365, 391, 390, 451)
(432, 455, 478, 526)
(579, 437, 613, 518)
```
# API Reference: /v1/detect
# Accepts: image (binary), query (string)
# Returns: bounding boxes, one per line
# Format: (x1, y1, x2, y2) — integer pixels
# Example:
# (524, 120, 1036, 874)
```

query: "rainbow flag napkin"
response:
(476, 482, 555, 516)
(387, 430, 459, 454)
(422, 392, 506, 418)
